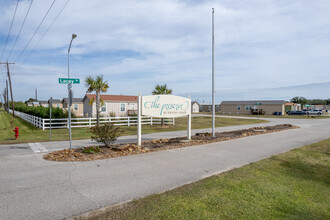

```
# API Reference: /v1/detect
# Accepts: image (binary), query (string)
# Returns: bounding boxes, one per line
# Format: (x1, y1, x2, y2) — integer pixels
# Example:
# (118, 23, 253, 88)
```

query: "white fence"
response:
(9, 109, 174, 130)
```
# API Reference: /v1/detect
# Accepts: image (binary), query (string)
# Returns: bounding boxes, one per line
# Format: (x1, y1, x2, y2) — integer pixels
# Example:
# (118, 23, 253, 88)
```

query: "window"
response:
(120, 103, 125, 112)
(74, 104, 78, 111)
(208, 106, 211, 111)
(237, 105, 241, 111)
(56, 104, 60, 108)
(245, 105, 252, 110)
(101, 104, 106, 112)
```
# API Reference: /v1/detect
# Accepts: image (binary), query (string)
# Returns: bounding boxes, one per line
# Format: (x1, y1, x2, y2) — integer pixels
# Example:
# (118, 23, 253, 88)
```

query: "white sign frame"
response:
(137, 94, 191, 145)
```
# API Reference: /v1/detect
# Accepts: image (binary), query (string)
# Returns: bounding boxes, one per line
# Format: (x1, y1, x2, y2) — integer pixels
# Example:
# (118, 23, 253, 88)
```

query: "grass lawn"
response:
(80, 139, 330, 220)
(0, 109, 268, 144)
(197, 112, 330, 119)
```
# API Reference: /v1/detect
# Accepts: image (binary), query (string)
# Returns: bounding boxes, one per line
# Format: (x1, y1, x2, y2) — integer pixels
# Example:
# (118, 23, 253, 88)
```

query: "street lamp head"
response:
(72, 34, 77, 39)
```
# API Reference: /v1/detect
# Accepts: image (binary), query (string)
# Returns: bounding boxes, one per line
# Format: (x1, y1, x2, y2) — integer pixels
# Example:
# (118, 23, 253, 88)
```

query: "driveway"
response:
(0, 117, 329, 219)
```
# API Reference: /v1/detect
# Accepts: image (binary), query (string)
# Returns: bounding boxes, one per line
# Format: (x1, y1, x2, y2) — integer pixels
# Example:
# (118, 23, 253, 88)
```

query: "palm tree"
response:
(152, 84, 172, 95)
(152, 84, 172, 126)
(85, 75, 109, 127)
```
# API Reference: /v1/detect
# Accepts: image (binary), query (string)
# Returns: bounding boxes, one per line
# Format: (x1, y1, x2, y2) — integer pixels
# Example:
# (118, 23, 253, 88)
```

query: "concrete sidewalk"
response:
(0, 118, 329, 220)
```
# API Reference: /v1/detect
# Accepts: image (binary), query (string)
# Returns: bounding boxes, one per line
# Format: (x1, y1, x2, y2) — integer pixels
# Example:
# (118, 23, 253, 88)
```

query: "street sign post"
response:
(58, 77, 79, 149)
(58, 78, 80, 84)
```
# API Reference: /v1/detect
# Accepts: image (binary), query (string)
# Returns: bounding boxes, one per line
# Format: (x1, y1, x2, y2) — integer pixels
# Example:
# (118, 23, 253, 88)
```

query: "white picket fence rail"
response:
(9, 109, 175, 130)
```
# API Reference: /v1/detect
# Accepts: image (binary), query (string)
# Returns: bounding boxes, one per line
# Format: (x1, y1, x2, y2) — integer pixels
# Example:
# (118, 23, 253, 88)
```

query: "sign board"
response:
(255, 102, 262, 105)
(142, 95, 191, 118)
(58, 78, 80, 84)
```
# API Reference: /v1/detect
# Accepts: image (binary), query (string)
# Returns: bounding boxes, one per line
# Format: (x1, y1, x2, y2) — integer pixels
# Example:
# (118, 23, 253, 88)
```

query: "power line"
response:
(20, 0, 71, 65)
(7, 0, 34, 60)
(0, 0, 20, 61)
(14, 0, 57, 63)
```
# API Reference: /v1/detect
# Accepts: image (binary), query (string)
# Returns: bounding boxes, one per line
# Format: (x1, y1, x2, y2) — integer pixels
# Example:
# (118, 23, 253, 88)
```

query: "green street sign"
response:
(255, 102, 262, 105)
(58, 78, 80, 84)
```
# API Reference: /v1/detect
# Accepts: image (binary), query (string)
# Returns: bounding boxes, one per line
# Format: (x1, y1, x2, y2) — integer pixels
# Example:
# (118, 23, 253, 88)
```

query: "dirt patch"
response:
(43, 124, 297, 162)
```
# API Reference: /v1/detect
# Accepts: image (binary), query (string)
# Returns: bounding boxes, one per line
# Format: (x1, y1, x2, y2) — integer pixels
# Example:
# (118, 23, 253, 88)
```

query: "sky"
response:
(0, 0, 330, 103)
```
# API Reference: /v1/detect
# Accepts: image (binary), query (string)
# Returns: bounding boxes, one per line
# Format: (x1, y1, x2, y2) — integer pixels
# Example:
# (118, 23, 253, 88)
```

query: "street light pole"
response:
(68, 34, 77, 149)
(212, 8, 215, 137)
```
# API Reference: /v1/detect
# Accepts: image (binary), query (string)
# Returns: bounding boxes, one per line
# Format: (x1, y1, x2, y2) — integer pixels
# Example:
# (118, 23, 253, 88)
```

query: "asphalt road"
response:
(0, 117, 329, 220)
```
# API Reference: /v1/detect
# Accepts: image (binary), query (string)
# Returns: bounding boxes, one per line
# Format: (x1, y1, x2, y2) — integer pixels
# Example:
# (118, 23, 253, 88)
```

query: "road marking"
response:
(35, 143, 48, 152)
(28, 143, 48, 153)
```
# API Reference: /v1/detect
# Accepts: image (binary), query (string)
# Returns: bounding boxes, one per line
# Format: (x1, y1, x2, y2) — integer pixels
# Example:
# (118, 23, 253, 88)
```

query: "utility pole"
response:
(35, 89, 37, 100)
(1, 61, 15, 126)
(212, 8, 215, 137)
(6, 80, 9, 113)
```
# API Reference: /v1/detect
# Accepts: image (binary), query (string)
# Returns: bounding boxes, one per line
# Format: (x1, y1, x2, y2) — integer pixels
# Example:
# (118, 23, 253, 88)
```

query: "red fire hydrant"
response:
(13, 126, 19, 139)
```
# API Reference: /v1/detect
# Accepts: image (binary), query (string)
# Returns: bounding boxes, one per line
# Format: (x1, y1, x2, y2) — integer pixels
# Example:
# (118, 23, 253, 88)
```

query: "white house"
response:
(83, 94, 138, 117)
(191, 101, 200, 113)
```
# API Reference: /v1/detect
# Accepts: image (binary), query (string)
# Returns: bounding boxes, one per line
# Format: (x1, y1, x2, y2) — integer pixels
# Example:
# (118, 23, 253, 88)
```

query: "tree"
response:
(152, 84, 173, 95)
(326, 99, 330, 105)
(152, 84, 172, 126)
(85, 75, 109, 127)
(290, 96, 307, 105)
(25, 98, 37, 104)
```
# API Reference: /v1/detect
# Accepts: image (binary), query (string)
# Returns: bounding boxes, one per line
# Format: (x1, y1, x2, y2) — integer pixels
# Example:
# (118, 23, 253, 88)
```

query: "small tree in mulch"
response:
(90, 123, 122, 148)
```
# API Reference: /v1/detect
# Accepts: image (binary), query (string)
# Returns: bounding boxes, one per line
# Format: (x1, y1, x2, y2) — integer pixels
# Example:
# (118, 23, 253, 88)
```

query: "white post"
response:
(173, 117, 175, 125)
(89, 117, 91, 127)
(67, 118, 69, 128)
(150, 117, 153, 125)
(127, 117, 130, 126)
(137, 93, 142, 146)
(187, 97, 191, 140)
(187, 114, 191, 140)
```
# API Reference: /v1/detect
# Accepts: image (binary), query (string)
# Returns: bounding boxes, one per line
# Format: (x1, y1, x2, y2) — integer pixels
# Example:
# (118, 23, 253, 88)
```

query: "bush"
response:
(82, 146, 100, 154)
(12, 102, 75, 119)
(90, 123, 122, 148)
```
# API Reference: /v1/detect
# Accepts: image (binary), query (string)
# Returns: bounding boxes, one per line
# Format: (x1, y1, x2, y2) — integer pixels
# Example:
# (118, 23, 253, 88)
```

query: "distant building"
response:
(199, 103, 221, 112)
(191, 101, 200, 113)
(220, 100, 286, 115)
(62, 98, 84, 116)
(32, 101, 40, 107)
(48, 99, 63, 108)
(39, 101, 49, 107)
(83, 94, 138, 117)
(285, 102, 301, 112)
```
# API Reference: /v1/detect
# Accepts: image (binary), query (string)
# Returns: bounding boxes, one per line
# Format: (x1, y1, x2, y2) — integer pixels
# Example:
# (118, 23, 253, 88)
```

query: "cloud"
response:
(0, 0, 329, 101)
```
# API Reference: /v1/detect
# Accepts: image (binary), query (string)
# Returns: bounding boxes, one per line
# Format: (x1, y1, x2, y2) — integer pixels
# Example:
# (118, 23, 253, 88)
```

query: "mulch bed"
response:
(43, 124, 297, 162)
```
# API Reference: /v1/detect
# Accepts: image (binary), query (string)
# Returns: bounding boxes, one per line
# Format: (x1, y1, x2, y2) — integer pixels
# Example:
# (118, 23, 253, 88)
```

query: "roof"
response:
(49, 99, 61, 103)
(285, 102, 300, 106)
(84, 94, 138, 102)
(191, 101, 199, 105)
(199, 103, 220, 106)
(221, 100, 285, 105)
(39, 101, 48, 104)
(62, 98, 83, 103)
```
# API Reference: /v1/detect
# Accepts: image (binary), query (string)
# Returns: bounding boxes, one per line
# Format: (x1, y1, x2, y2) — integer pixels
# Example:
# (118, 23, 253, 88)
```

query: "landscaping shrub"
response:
(82, 146, 100, 154)
(90, 123, 122, 148)
(13, 102, 75, 119)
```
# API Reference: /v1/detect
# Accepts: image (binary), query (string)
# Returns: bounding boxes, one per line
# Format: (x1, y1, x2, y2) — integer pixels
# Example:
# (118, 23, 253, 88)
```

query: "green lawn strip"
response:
(0, 109, 267, 144)
(82, 139, 330, 220)
(196, 112, 330, 119)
